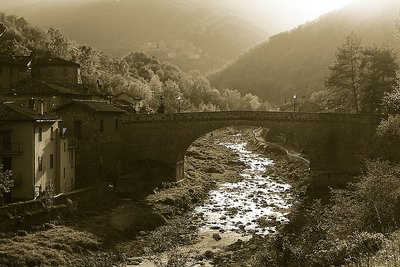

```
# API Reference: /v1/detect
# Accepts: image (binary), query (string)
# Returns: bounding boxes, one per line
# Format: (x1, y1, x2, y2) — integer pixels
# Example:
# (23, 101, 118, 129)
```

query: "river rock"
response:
(212, 233, 222, 241)
(204, 250, 215, 259)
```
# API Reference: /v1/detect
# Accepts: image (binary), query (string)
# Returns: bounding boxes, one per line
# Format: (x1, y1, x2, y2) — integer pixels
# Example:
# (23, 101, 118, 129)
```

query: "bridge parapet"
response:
(122, 111, 385, 125)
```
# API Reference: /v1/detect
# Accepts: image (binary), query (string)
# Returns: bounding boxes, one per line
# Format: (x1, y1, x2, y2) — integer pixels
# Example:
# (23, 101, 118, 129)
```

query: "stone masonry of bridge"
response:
(120, 111, 384, 188)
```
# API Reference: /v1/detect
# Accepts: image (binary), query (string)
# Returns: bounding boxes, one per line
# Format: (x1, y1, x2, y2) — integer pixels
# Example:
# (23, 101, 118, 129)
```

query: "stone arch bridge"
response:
(120, 111, 383, 187)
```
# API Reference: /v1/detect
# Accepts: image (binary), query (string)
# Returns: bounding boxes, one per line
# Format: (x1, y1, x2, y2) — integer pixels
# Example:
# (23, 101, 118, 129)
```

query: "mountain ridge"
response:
(209, 0, 400, 105)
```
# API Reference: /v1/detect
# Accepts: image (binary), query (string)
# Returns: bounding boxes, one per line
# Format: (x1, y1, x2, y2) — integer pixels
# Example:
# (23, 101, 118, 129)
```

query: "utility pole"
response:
(293, 94, 297, 112)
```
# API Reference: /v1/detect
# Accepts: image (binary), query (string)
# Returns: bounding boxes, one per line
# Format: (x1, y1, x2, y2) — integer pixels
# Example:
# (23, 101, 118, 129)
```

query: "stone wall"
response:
(57, 106, 122, 187)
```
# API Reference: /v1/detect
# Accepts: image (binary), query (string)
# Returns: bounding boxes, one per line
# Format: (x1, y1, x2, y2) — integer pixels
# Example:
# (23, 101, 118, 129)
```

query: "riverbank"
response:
(0, 127, 311, 267)
(0, 128, 248, 267)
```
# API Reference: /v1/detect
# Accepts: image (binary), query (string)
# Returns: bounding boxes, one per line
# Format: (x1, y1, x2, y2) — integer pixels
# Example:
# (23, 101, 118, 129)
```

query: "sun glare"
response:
(302, 0, 354, 18)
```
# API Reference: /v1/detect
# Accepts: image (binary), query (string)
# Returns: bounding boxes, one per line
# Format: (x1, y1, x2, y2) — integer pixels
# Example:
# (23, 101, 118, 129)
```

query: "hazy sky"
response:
(1, 0, 357, 34)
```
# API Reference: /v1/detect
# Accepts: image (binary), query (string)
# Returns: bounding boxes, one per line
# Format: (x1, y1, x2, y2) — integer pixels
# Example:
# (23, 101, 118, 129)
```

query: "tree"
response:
(46, 28, 73, 59)
(326, 32, 363, 113)
(0, 165, 13, 205)
(382, 87, 400, 113)
(223, 89, 242, 111)
(162, 80, 181, 113)
(359, 47, 398, 113)
(76, 44, 99, 81)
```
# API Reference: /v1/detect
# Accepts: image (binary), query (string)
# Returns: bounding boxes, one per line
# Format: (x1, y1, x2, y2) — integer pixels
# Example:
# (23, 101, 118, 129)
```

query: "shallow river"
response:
(193, 133, 292, 236)
(135, 133, 293, 266)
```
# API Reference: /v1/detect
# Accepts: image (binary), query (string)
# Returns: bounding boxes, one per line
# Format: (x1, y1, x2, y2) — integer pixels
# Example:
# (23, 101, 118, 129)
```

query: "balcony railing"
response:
(0, 143, 22, 155)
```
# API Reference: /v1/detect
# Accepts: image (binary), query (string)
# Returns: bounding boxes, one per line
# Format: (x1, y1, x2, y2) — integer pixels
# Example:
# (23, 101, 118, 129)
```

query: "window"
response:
(63, 168, 65, 180)
(115, 118, 119, 131)
(50, 154, 54, 169)
(74, 121, 82, 140)
(38, 156, 43, 172)
(38, 127, 42, 142)
(64, 142, 66, 152)
(50, 127, 54, 140)
(9, 68, 13, 76)
(100, 119, 104, 133)
(71, 151, 74, 169)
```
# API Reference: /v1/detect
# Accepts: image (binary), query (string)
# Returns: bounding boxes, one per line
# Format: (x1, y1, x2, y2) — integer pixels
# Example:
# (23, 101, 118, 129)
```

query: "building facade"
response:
(0, 102, 76, 201)
(55, 100, 125, 187)
(0, 53, 82, 89)
(31, 57, 82, 84)
(0, 54, 30, 89)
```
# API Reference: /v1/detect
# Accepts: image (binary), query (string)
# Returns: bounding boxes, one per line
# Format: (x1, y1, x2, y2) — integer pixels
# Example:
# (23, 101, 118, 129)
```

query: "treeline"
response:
(0, 13, 271, 113)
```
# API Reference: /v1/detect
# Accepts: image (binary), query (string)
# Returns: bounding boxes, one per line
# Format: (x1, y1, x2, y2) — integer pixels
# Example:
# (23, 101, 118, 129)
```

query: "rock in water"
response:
(212, 233, 222, 241)
(204, 250, 215, 259)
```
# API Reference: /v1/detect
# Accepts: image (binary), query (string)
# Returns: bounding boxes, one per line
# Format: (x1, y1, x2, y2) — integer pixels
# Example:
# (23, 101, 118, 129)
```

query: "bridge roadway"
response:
(120, 111, 384, 188)
(122, 111, 383, 124)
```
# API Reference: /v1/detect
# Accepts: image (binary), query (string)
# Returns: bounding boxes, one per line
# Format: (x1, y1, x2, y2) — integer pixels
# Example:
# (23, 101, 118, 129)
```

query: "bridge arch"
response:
(120, 112, 383, 187)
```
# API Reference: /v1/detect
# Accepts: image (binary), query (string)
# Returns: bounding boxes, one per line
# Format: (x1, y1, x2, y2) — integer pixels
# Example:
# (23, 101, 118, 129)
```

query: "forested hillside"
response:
(1, 0, 268, 73)
(209, 0, 400, 105)
(0, 13, 271, 113)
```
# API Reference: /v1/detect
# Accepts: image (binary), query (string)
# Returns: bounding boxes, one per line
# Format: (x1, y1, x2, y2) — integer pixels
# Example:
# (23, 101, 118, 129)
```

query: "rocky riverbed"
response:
(0, 127, 309, 267)
(120, 129, 296, 266)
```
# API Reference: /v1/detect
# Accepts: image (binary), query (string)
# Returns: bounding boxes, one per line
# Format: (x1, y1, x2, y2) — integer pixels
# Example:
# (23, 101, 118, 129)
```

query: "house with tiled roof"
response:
(0, 102, 76, 201)
(0, 53, 83, 89)
(0, 54, 30, 89)
(0, 79, 107, 112)
(54, 100, 125, 187)
(112, 92, 143, 113)
(31, 57, 82, 84)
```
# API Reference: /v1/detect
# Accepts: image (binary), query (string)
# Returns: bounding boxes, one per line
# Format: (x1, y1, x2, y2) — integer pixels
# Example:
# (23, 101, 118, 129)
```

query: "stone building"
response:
(54, 100, 125, 187)
(0, 53, 82, 89)
(0, 54, 30, 89)
(31, 57, 82, 84)
(0, 102, 76, 201)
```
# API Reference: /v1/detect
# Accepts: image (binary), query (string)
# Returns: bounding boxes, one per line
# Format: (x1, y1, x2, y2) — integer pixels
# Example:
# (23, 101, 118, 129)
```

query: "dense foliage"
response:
(0, 13, 271, 113)
(251, 159, 400, 266)
(0, 165, 13, 205)
(210, 0, 400, 105)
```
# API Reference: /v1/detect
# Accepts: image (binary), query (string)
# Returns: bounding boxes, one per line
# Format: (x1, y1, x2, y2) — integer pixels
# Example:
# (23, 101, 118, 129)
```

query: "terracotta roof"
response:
(0, 80, 102, 97)
(33, 57, 80, 67)
(55, 100, 125, 114)
(0, 102, 60, 121)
